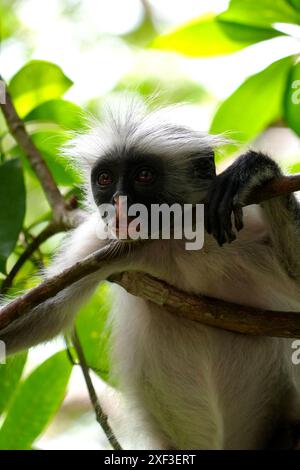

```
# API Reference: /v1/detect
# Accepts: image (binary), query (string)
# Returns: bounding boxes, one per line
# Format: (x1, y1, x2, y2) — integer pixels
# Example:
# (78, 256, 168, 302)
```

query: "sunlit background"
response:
(1, 0, 300, 449)
(3, 0, 300, 125)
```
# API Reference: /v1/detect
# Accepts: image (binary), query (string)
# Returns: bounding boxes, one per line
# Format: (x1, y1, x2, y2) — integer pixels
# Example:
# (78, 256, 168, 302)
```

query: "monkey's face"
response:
(91, 151, 164, 205)
(91, 150, 164, 238)
(91, 147, 215, 240)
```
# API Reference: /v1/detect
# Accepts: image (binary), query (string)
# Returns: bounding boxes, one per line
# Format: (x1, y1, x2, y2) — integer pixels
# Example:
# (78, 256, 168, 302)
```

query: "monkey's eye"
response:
(135, 168, 155, 184)
(97, 171, 113, 186)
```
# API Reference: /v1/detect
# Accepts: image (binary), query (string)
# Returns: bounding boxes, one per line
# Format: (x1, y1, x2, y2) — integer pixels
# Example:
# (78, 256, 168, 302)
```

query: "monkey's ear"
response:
(192, 151, 216, 180)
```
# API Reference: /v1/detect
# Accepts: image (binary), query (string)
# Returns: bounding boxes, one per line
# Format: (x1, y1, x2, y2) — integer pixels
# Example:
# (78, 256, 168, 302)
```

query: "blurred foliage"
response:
(0, 0, 300, 450)
(11, 129, 82, 186)
(115, 60, 208, 105)
(0, 351, 72, 449)
(9, 61, 73, 117)
(25, 99, 87, 130)
(0, 353, 27, 414)
(210, 57, 293, 154)
(219, 0, 300, 27)
(76, 283, 113, 383)
(289, 0, 300, 10)
(0, 159, 25, 273)
(151, 14, 283, 57)
(285, 61, 300, 135)
(153, 0, 300, 148)
(123, 6, 157, 46)
(0, 0, 21, 40)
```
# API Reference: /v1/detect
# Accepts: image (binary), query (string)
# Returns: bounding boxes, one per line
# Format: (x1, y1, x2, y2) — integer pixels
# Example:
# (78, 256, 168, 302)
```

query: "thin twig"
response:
(0, 241, 124, 330)
(0, 222, 65, 295)
(72, 328, 122, 450)
(0, 74, 84, 229)
(0, 75, 65, 218)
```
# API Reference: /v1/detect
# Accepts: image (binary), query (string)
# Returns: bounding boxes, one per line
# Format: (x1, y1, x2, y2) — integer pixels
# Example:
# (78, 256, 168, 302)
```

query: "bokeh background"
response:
(0, 0, 300, 450)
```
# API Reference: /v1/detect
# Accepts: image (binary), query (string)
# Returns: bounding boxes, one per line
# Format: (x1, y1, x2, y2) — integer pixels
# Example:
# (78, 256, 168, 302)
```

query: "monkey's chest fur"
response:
(111, 289, 293, 449)
(110, 208, 300, 449)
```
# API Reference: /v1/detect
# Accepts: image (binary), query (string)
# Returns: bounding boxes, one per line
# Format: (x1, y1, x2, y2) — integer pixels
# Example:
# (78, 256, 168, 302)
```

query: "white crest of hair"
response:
(61, 94, 226, 176)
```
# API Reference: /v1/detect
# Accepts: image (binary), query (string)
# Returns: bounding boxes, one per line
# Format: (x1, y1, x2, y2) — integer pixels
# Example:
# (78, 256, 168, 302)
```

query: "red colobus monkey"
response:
(1, 100, 300, 449)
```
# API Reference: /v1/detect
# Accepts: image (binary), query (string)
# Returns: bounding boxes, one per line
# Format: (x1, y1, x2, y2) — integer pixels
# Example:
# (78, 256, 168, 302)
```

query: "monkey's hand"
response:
(204, 151, 282, 246)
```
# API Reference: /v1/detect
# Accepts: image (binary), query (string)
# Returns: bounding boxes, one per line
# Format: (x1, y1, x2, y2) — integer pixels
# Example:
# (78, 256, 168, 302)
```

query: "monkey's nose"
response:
(113, 195, 127, 224)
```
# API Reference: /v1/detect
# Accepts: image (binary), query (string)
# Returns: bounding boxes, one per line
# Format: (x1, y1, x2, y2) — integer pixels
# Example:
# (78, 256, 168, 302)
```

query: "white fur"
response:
(108, 218, 300, 449)
(62, 99, 224, 170)
(2, 101, 300, 449)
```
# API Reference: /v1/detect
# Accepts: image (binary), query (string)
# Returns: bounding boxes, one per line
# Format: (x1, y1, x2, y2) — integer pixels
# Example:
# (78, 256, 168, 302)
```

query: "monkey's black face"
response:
(91, 150, 174, 239)
(91, 151, 167, 210)
(91, 148, 215, 239)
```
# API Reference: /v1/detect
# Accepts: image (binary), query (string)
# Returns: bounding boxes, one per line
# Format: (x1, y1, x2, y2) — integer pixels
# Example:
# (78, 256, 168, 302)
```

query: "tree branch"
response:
(0, 241, 125, 330)
(72, 328, 122, 450)
(243, 173, 300, 206)
(0, 77, 64, 215)
(111, 272, 300, 337)
(0, 221, 65, 295)
(0, 75, 84, 228)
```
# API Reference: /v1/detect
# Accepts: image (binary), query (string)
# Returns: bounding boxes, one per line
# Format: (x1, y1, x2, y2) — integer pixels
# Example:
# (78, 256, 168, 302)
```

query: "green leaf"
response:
(25, 99, 87, 131)
(9, 61, 73, 117)
(0, 159, 26, 273)
(123, 14, 157, 46)
(151, 14, 283, 57)
(284, 61, 300, 136)
(0, 351, 72, 450)
(115, 74, 207, 105)
(290, 161, 300, 172)
(0, 112, 7, 135)
(76, 284, 112, 383)
(0, 353, 27, 415)
(31, 131, 81, 186)
(10, 130, 81, 186)
(0, 0, 20, 40)
(288, 0, 300, 11)
(219, 0, 300, 29)
(210, 57, 293, 152)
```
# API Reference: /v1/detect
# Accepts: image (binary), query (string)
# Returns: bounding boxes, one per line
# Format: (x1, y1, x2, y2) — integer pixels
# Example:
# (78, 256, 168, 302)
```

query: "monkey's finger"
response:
(219, 206, 234, 245)
(204, 197, 212, 234)
(206, 181, 225, 245)
(216, 177, 237, 246)
(225, 215, 237, 244)
(204, 182, 220, 237)
(233, 205, 244, 232)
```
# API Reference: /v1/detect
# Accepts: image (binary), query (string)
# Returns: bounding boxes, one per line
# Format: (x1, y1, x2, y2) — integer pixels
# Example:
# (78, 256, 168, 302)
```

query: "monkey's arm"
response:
(205, 151, 300, 279)
(0, 214, 112, 353)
